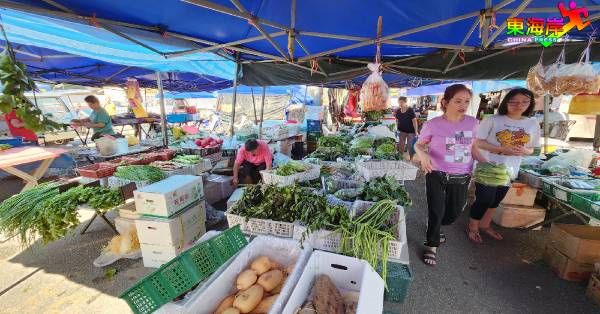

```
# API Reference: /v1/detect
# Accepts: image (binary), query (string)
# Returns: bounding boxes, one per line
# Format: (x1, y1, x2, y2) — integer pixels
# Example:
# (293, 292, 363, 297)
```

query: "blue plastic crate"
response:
(0, 136, 23, 147)
(166, 114, 188, 123)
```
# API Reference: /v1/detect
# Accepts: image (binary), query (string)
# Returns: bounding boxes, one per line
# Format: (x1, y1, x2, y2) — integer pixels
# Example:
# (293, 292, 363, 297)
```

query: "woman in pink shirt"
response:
(233, 139, 273, 186)
(414, 84, 487, 266)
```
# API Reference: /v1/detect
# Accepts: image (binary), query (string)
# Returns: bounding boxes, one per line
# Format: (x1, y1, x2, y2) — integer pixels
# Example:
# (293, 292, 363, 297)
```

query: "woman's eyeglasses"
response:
(507, 101, 530, 107)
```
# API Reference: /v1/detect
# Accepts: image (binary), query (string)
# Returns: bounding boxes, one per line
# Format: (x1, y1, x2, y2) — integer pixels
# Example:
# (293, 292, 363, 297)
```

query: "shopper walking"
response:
(395, 97, 419, 160)
(467, 88, 540, 243)
(414, 84, 486, 266)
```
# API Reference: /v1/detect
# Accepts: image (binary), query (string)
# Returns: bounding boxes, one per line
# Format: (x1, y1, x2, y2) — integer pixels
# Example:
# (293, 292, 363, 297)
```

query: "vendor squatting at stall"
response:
(233, 139, 273, 186)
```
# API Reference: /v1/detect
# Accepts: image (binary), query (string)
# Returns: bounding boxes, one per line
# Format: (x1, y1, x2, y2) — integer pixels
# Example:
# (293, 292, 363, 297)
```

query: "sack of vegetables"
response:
(473, 162, 511, 187)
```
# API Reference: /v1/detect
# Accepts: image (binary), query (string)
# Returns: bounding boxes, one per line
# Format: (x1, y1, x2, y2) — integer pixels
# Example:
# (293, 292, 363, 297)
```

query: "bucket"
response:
(95, 137, 116, 156)
(115, 138, 129, 155)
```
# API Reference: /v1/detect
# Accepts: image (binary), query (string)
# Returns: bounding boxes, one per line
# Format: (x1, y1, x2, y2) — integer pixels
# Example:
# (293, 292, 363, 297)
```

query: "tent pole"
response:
(297, 10, 480, 62)
(594, 115, 600, 151)
(165, 31, 286, 57)
(230, 54, 240, 137)
(543, 94, 550, 154)
(259, 87, 266, 139)
(444, 18, 479, 73)
(156, 71, 168, 147)
(447, 43, 527, 72)
(251, 87, 258, 124)
(484, 0, 532, 48)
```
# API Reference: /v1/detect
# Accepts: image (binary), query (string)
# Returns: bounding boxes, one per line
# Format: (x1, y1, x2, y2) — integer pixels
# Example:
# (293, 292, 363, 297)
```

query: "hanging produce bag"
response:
(569, 92, 600, 115)
(553, 45, 599, 95)
(344, 88, 360, 118)
(359, 63, 389, 112)
(526, 54, 546, 97)
(543, 49, 565, 97)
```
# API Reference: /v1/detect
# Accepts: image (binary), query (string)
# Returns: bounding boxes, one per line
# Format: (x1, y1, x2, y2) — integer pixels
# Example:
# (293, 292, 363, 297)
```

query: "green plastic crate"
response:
(380, 261, 414, 304)
(120, 226, 247, 314)
(570, 192, 600, 220)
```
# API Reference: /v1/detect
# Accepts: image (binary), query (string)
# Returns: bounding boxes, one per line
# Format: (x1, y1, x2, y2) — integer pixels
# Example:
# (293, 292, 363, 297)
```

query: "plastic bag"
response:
(542, 149, 596, 170)
(543, 49, 565, 96)
(526, 63, 546, 97)
(359, 63, 389, 112)
(344, 88, 360, 118)
(555, 46, 599, 95)
(367, 125, 396, 139)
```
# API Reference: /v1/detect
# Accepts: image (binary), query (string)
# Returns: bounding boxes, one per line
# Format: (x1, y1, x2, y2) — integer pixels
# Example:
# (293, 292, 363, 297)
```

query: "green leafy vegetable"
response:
(275, 161, 307, 176)
(473, 162, 510, 186)
(114, 165, 165, 183)
(173, 155, 202, 164)
(373, 143, 402, 160)
(361, 175, 412, 207)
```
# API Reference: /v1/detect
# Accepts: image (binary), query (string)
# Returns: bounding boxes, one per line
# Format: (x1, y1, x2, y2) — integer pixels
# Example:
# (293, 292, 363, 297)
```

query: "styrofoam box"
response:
(227, 187, 245, 209)
(134, 175, 203, 217)
(172, 236, 313, 314)
(282, 250, 384, 314)
(135, 202, 206, 247)
(140, 243, 180, 268)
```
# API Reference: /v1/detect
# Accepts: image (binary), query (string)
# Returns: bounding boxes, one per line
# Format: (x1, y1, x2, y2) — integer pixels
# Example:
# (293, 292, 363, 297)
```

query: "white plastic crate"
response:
(225, 208, 295, 238)
(260, 163, 321, 187)
(107, 176, 151, 189)
(356, 160, 418, 181)
(293, 201, 409, 264)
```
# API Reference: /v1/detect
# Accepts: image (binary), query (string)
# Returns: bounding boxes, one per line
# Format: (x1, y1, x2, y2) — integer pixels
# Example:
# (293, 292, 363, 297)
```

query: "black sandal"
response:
(423, 248, 437, 266)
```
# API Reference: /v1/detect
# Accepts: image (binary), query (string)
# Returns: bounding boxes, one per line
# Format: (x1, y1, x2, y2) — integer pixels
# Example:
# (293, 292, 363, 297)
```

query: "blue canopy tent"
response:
(4, 0, 600, 85)
(161, 91, 217, 99)
(7, 41, 231, 91)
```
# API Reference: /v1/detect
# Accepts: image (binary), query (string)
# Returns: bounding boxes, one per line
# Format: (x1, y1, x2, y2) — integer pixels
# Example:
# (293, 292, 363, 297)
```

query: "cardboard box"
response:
(547, 223, 600, 264)
(587, 273, 600, 307)
(134, 175, 203, 217)
(135, 202, 206, 247)
(501, 183, 537, 207)
(493, 204, 545, 230)
(283, 250, 384, 314)
(544, 245, 594, 282)
(207, 174, 235, 201)
(140, 243, 179, 268)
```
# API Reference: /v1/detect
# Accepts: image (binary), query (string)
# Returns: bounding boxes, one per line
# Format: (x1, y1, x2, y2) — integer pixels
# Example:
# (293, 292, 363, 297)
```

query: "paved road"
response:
(0, 175, 598, 313)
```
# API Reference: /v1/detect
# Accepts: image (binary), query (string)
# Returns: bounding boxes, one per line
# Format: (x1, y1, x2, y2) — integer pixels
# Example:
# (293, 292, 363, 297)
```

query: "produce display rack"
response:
(120, 226, 247, 314)
(225, 208, 295, 238)
(356, 160, 418, 181)
(569, 193, 600, 220)
(519, 168, 588, 189)
(260, 163, 321, 187)
(541, 177, 600, 204)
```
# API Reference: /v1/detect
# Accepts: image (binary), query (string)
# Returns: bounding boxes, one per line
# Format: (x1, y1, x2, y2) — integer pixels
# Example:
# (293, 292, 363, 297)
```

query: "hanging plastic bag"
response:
(526, 53, 546, 97)
(543, 48, 565, 97)
(344, 88, 360, 118)
(359, 63, 389, 112)
(554, 44, 599, 95)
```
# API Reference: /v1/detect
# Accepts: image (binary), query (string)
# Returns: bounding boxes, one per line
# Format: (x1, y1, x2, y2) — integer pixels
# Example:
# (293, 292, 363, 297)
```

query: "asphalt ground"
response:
(0, 173, 598, 313)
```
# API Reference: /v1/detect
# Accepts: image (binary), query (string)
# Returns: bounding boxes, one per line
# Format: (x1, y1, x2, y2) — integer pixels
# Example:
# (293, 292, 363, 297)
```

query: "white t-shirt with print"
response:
(477, 115, 541, 179)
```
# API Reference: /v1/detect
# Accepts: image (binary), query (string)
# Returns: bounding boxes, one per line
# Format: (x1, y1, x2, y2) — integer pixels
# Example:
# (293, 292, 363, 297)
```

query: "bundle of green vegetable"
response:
(0, 183, 124, 245)
(349, 135, 375, 156)
(473, 162, 510, 187)
(172, 155, 202, 164)
(0, 144, 11, 151)
(317, 135, 348, 149)
(373, 143, 402, 160)
(307, 146, 346, 161)
(364, 110, 386, 121)
(275, 161, 308, 176)
(374, 137, 396, 148)
(114, 165, 165, 183)
(361, 175, 412, 207)
(337, 200, 399, 284)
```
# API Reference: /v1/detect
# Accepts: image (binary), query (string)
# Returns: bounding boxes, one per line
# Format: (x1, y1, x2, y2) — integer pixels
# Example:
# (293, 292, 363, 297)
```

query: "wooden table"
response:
(0, 147, 66, 191)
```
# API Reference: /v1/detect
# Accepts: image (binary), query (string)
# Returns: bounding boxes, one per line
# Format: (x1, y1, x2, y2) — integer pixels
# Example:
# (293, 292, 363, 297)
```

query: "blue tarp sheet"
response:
(0, 8, 236, 79)
(7, 41, 231, 91)
(8, 0, 600, 60)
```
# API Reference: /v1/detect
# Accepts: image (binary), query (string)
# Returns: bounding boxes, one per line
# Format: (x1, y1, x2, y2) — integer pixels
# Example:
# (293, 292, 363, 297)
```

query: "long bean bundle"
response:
(337, 200, 398, 285)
